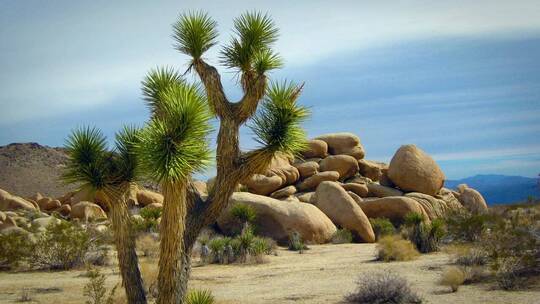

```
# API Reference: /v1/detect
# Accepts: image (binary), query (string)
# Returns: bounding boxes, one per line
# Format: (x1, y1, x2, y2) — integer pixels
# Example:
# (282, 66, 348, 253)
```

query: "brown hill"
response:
(0, 142, 76, 198)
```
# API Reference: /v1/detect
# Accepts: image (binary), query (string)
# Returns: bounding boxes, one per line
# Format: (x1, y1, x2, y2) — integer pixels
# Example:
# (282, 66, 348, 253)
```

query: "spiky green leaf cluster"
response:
(220, 12, 282, 74)
(141, 67, 184, 117)
(62, 126, 141, 190)
(137, 80, 213, 184)
(250, 81, 309, 156)
(173, 11, 219, 60)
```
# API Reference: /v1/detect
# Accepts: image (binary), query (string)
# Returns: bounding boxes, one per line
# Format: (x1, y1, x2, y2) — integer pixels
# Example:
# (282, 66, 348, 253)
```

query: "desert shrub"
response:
(140, 260, 158, 298)
(249, 237, 275, 263)
(288, 231, 308, 253)
(229, 204, 257, 235)
(445, 209, 492, 242)
(454, 247, 488, 267)
(332, 229, 353, 244)
(236, 226, 255, 262)
(208, 236, 231, 264)
(370, 218, 395, 241)
(404, 213, 445, 253)
(439, 266, 465, 292)
(0, 230, 34, 269)
(132, 208, 162, 233)
(345, 270, 422, 304)
(83, 267, 117, 304)
(479, 208, 540, 289)
(376, 235, 419, 262)
(31, 220, 93, 270)
(137, 233, 160, 258)
(186, 289, 215, 304)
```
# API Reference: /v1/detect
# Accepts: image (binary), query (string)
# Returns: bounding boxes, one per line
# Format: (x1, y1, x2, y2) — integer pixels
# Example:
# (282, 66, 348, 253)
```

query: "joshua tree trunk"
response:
(105, 188, 147, 304)
(157, 181, 188, 304)
(175, 62, 271, 301)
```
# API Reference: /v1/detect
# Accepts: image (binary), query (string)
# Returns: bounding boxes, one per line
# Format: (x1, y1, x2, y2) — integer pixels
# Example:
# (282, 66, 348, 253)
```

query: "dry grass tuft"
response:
(140, 260, 158, 298)
(136, 234, 160, 258)
(439, 266, 466, 292)
(376, 235, 420, 262)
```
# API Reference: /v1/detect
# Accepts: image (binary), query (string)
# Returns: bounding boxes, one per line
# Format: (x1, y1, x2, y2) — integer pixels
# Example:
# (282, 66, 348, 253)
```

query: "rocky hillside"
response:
(0, 143, 76, 198)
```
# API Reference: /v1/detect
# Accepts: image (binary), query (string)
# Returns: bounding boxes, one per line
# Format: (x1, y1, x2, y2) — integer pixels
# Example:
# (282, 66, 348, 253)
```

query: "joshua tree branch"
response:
(193, 59, 232, 119)
(236, 72, 267, 123)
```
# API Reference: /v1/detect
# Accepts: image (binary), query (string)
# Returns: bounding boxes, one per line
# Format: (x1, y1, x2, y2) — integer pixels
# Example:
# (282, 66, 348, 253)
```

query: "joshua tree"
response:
(137, 78, 212, 304)
(168, 11, 309, 301)
(63, 127, 146, 304)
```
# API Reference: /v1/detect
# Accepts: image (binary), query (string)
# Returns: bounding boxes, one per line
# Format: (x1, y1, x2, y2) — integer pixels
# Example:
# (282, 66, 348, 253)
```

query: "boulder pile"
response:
(217, 132, 489, 243)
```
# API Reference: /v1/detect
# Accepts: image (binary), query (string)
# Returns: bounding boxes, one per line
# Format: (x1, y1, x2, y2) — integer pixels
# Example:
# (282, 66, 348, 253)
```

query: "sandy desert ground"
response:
(0, 244, 538, 304)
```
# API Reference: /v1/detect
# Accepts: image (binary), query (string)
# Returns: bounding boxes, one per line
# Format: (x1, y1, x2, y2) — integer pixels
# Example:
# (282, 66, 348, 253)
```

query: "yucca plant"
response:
(137, 76, 212, 304)
(63, 127, 146, 304)
(186, 289, 214, 304)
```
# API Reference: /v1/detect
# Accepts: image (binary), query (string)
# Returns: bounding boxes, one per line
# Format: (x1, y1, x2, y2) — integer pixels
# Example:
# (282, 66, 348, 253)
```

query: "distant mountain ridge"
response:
(445, 174, 540, 205)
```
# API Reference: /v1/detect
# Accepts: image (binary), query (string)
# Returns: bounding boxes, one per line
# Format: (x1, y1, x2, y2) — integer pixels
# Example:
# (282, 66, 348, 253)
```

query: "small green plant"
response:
(445, 209, 491, 242)
(229, 204, 257, 235)
(439, 266, 465, 292)
(186, 289, 215, 304)
(370, 218, 395, 241)
(376, 235, 419, 262)
(345, 271, 422, 303)
(288, 231, 308, 253)
(133, 208, 162, 233)
(83, 267, 118, 304)
(332, 229, 353, 244)
(208, 237, 231, 264)
(404, 213, 445, 253)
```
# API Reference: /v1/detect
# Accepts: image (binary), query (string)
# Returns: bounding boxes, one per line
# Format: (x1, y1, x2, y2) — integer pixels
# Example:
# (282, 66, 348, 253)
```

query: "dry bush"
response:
(439, 266, 466, 292)
(140, 260, 158, 298)
(376, 235, 420, 262)
(136, 233, 160, 258)
(16, 288, 33, 302)
(345, 270, 422, 303)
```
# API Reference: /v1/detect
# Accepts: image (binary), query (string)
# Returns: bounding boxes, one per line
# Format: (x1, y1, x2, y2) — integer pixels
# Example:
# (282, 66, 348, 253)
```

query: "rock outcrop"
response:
(218, 192, 336, 244)
(388, 145, 445, 196)
(358, 196, 430, 224)
(315, 133, 365, 159)
(313, 182, 375, 242)
(455, 184, 488, 213)
(319, 155, 359, 180)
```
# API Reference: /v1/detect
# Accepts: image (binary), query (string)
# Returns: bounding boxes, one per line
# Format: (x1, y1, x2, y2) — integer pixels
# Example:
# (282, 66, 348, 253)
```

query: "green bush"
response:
(83, 267, 118, 304)
(206, 230, 275, 264)
(332, 229, 353, 244)
(133, 208, 162, 233)
(229, 204, 257, 235)
(370, 218, 395, 241)
(31, 220, 94, 270)
(445, 209, 492, 242)
(288, 231, 308, 253)
(0, 229, 34, 269)
(404, 213, 445, 253)
(186, 289, 215, 304)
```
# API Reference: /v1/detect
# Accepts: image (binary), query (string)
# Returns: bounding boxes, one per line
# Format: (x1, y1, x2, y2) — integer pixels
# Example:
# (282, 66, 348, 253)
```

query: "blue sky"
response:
(1, 1, 540, 179)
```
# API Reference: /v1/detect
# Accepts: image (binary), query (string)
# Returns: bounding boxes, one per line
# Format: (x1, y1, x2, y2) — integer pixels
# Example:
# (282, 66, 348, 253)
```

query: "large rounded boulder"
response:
(358, 160, 387, 182)
(367, 183, 403, 198)
(319, 155, 359, 180)
(315, 133, 365, 159)
(293, 161, 319, 179)
(136, 189, 164, 207)
(388, 145, 445, 196)
(301, 139, 328, 159)
(313, 182, 375, 242)
(71, 201, 107, 221)
(297, 171, 340, 192)
(243, 174, 284, 196)
(358, 196, 430, 225)
(455, 184, 488, 213)
(0, 189, 36, 211)
(217, 192, 336, 244)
